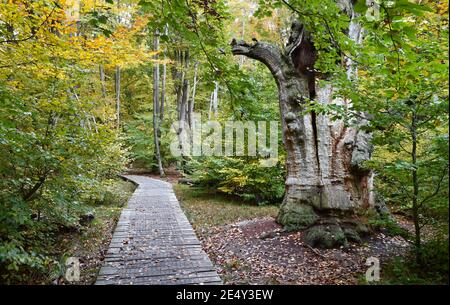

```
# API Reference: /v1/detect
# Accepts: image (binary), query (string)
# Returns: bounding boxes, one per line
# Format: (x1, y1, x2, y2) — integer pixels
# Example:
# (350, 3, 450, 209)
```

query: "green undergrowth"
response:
(174, 184, 278, 236)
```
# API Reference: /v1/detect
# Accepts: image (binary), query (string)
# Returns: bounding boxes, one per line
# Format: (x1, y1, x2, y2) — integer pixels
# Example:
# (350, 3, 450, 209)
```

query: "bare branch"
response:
(418, 167, 448, 208)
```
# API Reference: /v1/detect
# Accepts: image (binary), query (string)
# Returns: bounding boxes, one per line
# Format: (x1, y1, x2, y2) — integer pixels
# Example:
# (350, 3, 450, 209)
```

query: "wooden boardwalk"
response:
(95, 175, 221, 285)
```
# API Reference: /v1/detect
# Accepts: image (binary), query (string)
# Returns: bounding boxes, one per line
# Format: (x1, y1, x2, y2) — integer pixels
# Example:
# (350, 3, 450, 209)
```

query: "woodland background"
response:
(0, 0, 448, 284)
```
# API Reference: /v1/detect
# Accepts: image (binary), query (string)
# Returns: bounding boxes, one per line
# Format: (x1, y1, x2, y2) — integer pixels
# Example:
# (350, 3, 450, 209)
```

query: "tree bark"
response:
(212, 81, 219, 117)
(115, 0, 121, 129)
(208, 81, 219, 119)
(115, 65, 120, 129)
(99, 65, 107, 98)
(231, 4, 374, 246)
(160, 48, 167, 121)
(239, 14, 246, 67)
(171, 49, 190, 160)
(160, 24, 168, 122)
(153, 30, 165, 177)
(411, 108, 422, 265)
(188, 61, 198, 129)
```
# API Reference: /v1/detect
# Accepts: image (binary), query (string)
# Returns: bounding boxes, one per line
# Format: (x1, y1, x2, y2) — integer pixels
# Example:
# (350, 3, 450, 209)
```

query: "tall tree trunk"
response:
(213, 81, 218, 117)
(172, 50, 186, 121)
(171, 49, 190, 160)
(153, 30, 165, 177)
(160, 25, 168, 122)
(239, 14, 246, 67)
(411, 108, 422, 265)
(160, 48, 167, 121)
(179, 51, 190, 148)
(188, 61, 198, 129)
(115, 0, 121, 129)
(115, 65, 120, 129)
(208, 81, 219, 119)
(208, 92, 213, 120)
(99, 65, 106, 98)
(92, 115, 98, 133)
(182, 50, 190, 125)
(231, 4, 374, 247)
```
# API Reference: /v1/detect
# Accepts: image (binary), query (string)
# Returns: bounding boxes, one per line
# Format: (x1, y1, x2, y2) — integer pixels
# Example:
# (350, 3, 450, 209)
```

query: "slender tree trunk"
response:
(115, 65, 120, 129)
(153, 30, 165, 177)
(208, 91, 213, 120)
(213, 81, 219, 117)
(160, 49, 167, 121)
(115, 0, 121, 129)
(180, 78, 189, 126)
(182, 50, 190, 125)
(92, 115, 98, 133)
(231, 2, 374, 247)
(411, 109, 422, 265)
(208, 82, 219, 119)
(239, 15, 246, 67)
(99, 65, 106, 98)
(171, 49, 190, 160)
(172, 50, 186, 121)
(84, 110, 92, 131)
(188, 61, 198, 128)
(160, 24, 168, 122)
(179, 52, 190, 135)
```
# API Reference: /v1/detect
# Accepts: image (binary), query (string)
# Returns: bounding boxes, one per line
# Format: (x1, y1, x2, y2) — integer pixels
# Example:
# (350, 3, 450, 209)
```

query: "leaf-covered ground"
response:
(174, 180, 412, 285)
(174, 184, 278, 233)
(200, 217, 410, 285)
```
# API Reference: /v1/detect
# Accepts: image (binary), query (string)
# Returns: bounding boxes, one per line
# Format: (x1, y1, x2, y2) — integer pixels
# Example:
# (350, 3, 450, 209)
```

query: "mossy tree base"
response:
(303, 218, 370, 248)
(305, 224, 348, 248)
(277, 198, 372, 248)
(277, 203, 319, 231)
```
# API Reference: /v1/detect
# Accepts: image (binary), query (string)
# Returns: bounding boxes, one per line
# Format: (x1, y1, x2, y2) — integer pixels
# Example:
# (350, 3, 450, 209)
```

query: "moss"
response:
(343, 227, 362, 243)
(277, 203, 319, 231)
(342, 219, 371, 236)
(305, 224, 348, 248)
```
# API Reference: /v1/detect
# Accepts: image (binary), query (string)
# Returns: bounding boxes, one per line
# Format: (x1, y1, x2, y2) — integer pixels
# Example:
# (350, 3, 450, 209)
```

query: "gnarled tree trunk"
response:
(231, 5, 374, 247)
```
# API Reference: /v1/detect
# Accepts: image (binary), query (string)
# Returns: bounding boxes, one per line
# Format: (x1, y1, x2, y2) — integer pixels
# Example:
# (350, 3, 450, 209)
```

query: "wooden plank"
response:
(95, 175, 221, 285)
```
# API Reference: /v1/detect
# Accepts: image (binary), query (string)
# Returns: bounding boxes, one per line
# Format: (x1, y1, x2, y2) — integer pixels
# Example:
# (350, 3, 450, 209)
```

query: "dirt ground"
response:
(200, 217, 410, 284)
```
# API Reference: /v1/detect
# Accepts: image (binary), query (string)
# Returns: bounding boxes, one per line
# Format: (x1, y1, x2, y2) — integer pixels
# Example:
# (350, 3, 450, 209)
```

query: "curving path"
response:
(95, 175, 222, 285)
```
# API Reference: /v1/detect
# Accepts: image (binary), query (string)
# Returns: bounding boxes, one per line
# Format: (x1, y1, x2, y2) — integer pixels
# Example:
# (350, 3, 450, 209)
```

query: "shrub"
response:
(0, 83, 129, 283)
(186, 156, 285, 205)
(381, 235, 449, 284)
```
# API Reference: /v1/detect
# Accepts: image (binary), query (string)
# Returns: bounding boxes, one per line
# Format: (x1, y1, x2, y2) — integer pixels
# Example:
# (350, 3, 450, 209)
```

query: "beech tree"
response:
(232, 0, 374, 246)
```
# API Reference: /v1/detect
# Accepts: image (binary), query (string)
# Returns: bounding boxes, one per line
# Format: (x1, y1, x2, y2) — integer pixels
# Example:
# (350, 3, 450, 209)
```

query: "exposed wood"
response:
(95, 176, 221, 285)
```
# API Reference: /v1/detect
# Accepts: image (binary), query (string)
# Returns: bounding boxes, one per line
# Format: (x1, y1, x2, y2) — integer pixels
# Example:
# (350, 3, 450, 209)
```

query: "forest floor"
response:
(50, 171, 435, 285)
(200, 217, 411, 284)
(88, 171, 432, 285)
(172, 178, 417, 285)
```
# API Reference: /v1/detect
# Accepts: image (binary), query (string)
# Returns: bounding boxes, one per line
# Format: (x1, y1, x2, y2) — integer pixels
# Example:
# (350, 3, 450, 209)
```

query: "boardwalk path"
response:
(95, 175, 221, 285)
